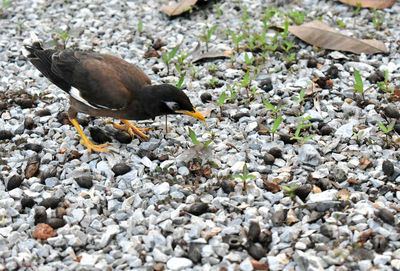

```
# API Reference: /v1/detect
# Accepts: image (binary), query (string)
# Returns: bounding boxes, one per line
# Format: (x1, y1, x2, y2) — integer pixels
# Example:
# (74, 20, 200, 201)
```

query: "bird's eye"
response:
(164, 101, 180, 111)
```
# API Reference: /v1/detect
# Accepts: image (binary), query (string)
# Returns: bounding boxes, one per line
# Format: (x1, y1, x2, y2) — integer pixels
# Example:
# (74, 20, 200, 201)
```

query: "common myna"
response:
(24, 42, 205, 153)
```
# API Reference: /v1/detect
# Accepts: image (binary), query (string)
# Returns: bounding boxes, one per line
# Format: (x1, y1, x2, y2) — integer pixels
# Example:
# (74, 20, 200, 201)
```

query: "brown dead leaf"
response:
(288, 20, 388, 54)
(161, 0, 197, 17)
(192, 50, 233, 63)
(359, 157, 372, 170)
(251, 259, 269, 270)
(338, 0, 394, 9)
(358, 229, 373, 244)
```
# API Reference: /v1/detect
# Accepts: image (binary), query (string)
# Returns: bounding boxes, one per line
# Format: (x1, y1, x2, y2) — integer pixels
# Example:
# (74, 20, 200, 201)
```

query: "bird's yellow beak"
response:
(176, 108, 206, 125)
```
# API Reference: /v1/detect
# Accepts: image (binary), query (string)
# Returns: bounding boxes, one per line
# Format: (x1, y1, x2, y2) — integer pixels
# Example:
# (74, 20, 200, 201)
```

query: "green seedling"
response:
(288, 10, 305, 25)
(0, 0, 11, 16)
(54, 29, 70, 49)
(138, 22, 143, 34)
(281, 185, 298, 200)
(217, 91, 226, 107)
(226, 84, 237, 102)
(228, 30, 244, 52)
(163, 45, 180, 75)
(262, 99, 286, 117)
(377, 70, 394, 94)
(271, 115, 282, 140)
(281, 40, 294, 53)
(208, 63, 217, 73)
(281, 19, 290, 39)
(377, 121, 395, 143)
(293, 89, 306, 104)
(214, 3, 222, 15)
(372, 11, 384, 30)
(337, 19, 346, 28)
(284, 52, 296, 63)
(291, 116, 313, 142)
(199, 25, 218, 52)
(176, 72, 185, 88)
(353, 69, 365, 101)
(189, 128, 214, 147)
(354, 2, 362, 15)
(242, 5, 249, 23)
(233, 164, 256, 189)
(208, 77, 219, 89)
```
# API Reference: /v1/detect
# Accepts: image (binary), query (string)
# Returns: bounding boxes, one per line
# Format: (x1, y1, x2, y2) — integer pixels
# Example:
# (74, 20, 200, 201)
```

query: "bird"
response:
(24, 42, 205, 153)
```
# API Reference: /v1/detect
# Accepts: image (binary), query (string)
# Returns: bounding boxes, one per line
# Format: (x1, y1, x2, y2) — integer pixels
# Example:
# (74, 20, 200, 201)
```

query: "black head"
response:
(140, 84, 205, 122)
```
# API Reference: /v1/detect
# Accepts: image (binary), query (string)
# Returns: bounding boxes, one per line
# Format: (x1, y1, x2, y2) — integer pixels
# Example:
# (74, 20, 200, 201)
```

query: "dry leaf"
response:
(338, 0, 394, 9)
(359, 157, 372, 170)
(358, 229, 373, 244)
(288, 20, 388, 54)
(250, 259, 269, 270)
(192, 50, 233, 63)
(161, 0, 197, 17)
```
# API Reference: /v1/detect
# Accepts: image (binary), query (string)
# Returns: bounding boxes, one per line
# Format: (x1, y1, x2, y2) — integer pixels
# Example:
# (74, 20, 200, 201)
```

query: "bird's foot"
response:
(80, 139, 111, 153)
(112, 119, 149, 141)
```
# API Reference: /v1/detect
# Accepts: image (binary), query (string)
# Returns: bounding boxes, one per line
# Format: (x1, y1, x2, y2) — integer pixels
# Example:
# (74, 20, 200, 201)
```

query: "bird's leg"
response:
(113, 119, 149, 141)
(165, 115, 168, 134)
(69, 118, 110, 153)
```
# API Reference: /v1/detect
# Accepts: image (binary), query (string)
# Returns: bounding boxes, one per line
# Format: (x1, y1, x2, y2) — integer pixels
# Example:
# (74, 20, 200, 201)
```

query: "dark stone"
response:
(326, 65, 339, 79)
(188, 202, 209, 216)
(158, 154, 169, 162)
(268, 147, 282, 158)
(46, 218, 66, 229)
(221, 179, 235, 194)
(25, 157, 40, 179)
(279, 133, 296, 144)
(223, 235, 242, 249)
(34, 209, 47, 225)
(294, 185, 312, 201)
(55, 207, 66, 218)
(271, 209, 287, 226)
(187, 243, 202, 263)
(24, 143, 43, 153)
(367, 70, 384, 84)
(39, 197, 62, 209)
(0, 101, 6, 110)
(247, 243, 265, 260)
(152, 39, 164, 50)
(35, 109, 51, 117)
(307, 58, 318, 68)
(395, 122, 400, 134)
(384, 104, 400, 119)
(75, 175, 93, 189)
(57, 112, 70, 125)
(0, 130, 13, 140)
(259, 78, 273, 92)
(15, 98, 33, 108)
(247, 221, 261, 242)
(372, 234, 388, 253)
(315, 76, 331, 89)
(89, 127, 112, 144)
(320, 224, 334, 238)
(21, 197, 35, 209)
(330, 167, 347, 183)
(382, 160, 394, 176)
(375, 208, 394, 225)
(320, 125, 335, 136)
(307, 211, 324, 223)
(24, 117, 35, 130)
(352, 247, 374, 261)
(114, 130, 132, 144)
(259, 230, 272, 248)
(200, 92, 212, 103)
(262, 153, 275, 165)
(78, 117, 90, 127)
(137, 149, 157, 160)
(315, 178, 332, 191)
(65, 150, 82, 161)
(7, 175, 23, 191)
(232, 112, 250, 122)
(112, 163, 131, 176)
(40, 166, 57, 183)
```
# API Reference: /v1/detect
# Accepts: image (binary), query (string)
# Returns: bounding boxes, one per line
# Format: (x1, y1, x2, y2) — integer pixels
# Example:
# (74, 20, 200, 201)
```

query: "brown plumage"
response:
(25, 42, 205, 153)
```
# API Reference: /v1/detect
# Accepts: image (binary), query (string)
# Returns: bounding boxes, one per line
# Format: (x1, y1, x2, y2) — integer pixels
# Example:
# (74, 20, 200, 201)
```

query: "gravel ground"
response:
(1, 0, 400, 270)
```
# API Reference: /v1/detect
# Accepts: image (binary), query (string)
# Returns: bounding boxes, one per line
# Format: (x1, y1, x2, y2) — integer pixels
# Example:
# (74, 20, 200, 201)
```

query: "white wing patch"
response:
(70, 87, 120, 111)
(164, 101, 179, 111)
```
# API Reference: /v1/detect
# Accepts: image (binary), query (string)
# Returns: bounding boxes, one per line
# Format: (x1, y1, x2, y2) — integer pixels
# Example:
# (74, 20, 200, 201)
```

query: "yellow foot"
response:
(111, 119, 149, 141)
(81, 139, 110, 153)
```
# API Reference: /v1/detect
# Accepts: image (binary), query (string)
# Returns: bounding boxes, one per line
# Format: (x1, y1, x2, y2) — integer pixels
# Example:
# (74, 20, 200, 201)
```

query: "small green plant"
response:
(199, 25, 218, 52)
(262, 99, 286, 117)
(228, 30, 244, 52)
(353, 69, 365, 101)
(281, 185, 298, 200)
(271, 115, 283, 140)
(337, 19, 346, 28)
(377, 121, 395, 143)
(208, 77, 219, 89)
(176, 72, 185, 88)
(163, 45, 180, 75)
(293, 89, 305, 104)
(232, 164, 256, 189)
(354, 2, 362, 15)
(377, 70, 393, 94)
(188, 128, 214, 147)
(53, 29, 70, 49)
(0, 0, 11, 16)
(226, 84, 237, 102)
(208, 63, 217, 73)
(138, 22, 143, 35)
(217, 91, 226, 108)
(372, 11, 384, 30)
(291, 116, 313, 142)
(214, 3, 222, 15)
(288, 10, 306, 25)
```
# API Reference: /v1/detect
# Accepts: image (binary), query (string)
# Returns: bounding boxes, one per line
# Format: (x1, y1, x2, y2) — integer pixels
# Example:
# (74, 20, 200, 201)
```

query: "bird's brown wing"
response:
(51, 51, 151, 110)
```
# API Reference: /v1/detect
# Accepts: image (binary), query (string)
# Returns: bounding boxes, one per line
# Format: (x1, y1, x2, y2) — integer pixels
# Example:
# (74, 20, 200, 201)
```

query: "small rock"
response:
(46, 218, 66, 229)
(298, 144, 321, 166)
(21, 197, 35, 209)
(263, 180, 280, 193)
(224, 235, 242, 249)
(384, 104, 400, 119)
(279, 133, 296, 144)
(24, 143, 43, 153)
(307, 58, 318, 68)
(320, 125, 334, 135)
(166, 257, 193, 271)
(40, 197, 62, 209)
(89, 127, 112, 144)
(221, 179, 235, 194)
(75, 176, 93, 189)
(294, 185, 312, 201)
(15, 98, 33, 108)
(200, 92, 212, 103)
(40, 166, 57, 183)
(188, 203, 209, 216)
(57, 112, 70, 125)
(320, 224, 334, 238)
(259, 78, 273, 92)
(271, 209, 287, 226)
(247, 244, 265, 260)
(259, 230, 272, 248)
(375, 208, 394, 225)
(6, 175, 23, 191)
(25, 157, 40, 178)
(372, 234, 388, 253)
(382, 160, 394, 176)
(0, 101, 6, 110)
(112, 163, 131, 176)
(78, 117, 90, 126)
(114, 130, 132, 144)
(263, 153, 275, 165)
(188, 243, 202, 263)
(247, 221, 261, 243)
(0, 130, 13, 140)
(24, 117, 35, 130)
(33, 224, 57, 240)
(269, 147, 282, 158)
(232, 112, 250, 122)
(35, 109, 51, 117)
(34, 209, 47, 225)
(153, 263, 165, 271)
(367, 70, 384, 84)
(56, 207, 66, 218)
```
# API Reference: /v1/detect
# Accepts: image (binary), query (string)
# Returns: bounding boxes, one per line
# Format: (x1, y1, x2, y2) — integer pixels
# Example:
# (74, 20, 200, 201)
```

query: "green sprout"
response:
(353, 69, 365, 101)
(262, 99, 286, 117)
(163, 45, 180, 75)
(271, 115, 283, 140)
(337, 19, 346, 28)
(217, 91, 226, 108)
(188, 128, 213, 147)
(291, 116, 313, 142)
(288, 10, 306, 25)
(377, 70, 393, 94)
(138, 22, 143, 35)
(233, 164, 256, 189)
(176, 72, 185, 88)
(199, 25, 218, 52)
(0, 0, 11, 16)
(372, 11, 384, 30)
(377, 121, 395, 144)
(281, 185, 299, 200)
(354, 2, 362, 15)
(228, 30, 244, 52)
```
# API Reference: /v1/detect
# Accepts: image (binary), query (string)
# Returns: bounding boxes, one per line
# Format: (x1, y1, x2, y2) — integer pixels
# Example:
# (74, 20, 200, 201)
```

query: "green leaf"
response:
(387, 122, 395, 132)
(176, 73, 185, 88)
(243, 163, 248, 177)
(377, 121, 388, 133)
(188, 128, 200, 145)
(263, 99, 276, 112)
(138, 22, 143, 33)
(232, 174, 245, 181)
(271, 115, 282, 133)
(168, 45, 180, 61)
(247, 174, 256, 179)
(207, 25, 218, 41)
(353, 69, 364, 93)
(218, 91, 226, 107)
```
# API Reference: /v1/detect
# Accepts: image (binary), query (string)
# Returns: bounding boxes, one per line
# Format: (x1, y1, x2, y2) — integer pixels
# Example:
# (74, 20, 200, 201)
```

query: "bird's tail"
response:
(22, 32, 42, 58)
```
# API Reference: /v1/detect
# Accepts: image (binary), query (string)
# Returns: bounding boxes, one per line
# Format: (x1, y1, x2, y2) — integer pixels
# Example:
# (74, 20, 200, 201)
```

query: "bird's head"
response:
(142, 84, 205, 124)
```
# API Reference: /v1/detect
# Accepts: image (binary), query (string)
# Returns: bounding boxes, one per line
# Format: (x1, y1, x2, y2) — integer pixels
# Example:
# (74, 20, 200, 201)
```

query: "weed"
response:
(337, 19, 346, 28)
(288, 10, 306, 25)
(53, 28, 70, 49)
(189, 128, 214, 147)
(281, 185, 298, 200)
(232, 164, 256, 189)
(271, 115, 283, 140)
(377, 121, 395, 144)
(138, 22, 143, 35)
(162, 45, 180, 75)
(262, 99, 286, 117)
(291, 115, 313, 142)
(0, 0, 11, 16)
(228, 30, 245, 52)
(377, 70, 393, 94)
(176, 72, 185, 88)
(372, 11, 384, 30)
(199, 25, 218, 52)
(353, 69, 365, 101)
(354, 2, 362, 15)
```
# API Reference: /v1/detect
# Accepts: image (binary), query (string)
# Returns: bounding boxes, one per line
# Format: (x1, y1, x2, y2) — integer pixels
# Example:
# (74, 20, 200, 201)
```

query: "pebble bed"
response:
(1, 0, 400, 270)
